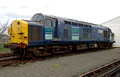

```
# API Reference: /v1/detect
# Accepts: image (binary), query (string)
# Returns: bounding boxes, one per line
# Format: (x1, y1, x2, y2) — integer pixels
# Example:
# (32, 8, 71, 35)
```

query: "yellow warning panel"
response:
(9, 20, 28, 45)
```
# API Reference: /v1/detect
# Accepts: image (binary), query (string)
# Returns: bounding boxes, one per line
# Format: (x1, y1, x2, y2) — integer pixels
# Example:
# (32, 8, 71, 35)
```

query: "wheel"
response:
(33, 49, 41, 57)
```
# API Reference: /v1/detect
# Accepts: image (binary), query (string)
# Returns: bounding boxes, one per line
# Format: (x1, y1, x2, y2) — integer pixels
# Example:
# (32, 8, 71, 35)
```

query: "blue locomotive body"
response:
(27, 13, 114, 47)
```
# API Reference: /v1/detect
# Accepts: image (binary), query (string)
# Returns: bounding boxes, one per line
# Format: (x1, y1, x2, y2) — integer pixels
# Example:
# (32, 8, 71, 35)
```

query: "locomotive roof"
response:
(34, 13, 107, 28)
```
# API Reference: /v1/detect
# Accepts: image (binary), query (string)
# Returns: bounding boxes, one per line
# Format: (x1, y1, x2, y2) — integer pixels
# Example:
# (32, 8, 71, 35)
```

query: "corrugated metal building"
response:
(102, 16, 120, 47)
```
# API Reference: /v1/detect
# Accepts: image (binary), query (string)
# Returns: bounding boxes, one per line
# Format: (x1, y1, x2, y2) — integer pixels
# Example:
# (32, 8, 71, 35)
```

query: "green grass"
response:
(0, 42, 10, 52)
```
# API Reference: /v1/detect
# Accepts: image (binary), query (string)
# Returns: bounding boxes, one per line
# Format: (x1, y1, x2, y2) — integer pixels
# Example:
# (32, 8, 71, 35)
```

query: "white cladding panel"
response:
(103, 16, 120, 47)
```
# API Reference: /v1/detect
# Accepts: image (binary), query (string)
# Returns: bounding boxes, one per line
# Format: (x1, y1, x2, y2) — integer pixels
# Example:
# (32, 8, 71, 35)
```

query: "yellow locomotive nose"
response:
(8, 20, 28, 45)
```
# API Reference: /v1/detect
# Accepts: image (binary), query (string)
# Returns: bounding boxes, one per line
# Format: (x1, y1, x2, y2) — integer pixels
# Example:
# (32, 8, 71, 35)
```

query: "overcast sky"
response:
(0, 0, 120, 24)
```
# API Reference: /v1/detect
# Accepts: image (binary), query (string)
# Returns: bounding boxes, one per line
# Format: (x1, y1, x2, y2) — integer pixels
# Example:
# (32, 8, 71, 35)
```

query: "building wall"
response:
(0, 35, 10, 42)
(108, 26, 120, 47)
(103, 16, 120, 47)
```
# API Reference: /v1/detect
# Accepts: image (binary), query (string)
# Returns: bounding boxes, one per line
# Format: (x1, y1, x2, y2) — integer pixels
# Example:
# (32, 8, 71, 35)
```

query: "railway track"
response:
(0, 52, 19, 67)
(0, 48, 115, 68)
(0, 52, 14, 58)
(80, 58, 120, 77)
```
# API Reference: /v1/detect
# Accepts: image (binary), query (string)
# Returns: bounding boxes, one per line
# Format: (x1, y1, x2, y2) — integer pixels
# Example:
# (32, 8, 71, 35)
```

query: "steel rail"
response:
(0, 53, 14, 58)
(0, 56, 19, 67)
(79, 59, 120, 77)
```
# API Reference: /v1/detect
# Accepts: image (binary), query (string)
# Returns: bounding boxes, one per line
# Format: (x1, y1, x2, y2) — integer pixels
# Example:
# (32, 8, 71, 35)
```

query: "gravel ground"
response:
(0, 48, 120, 77)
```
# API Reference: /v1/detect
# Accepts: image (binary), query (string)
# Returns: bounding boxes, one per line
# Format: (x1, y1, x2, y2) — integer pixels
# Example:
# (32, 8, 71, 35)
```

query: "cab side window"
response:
(53, 20, 56, 27)
(45, 19, 52, 27)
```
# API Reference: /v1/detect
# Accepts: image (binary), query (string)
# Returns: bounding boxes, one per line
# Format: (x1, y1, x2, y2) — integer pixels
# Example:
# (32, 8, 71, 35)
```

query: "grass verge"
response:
(0, 42, 10, 52)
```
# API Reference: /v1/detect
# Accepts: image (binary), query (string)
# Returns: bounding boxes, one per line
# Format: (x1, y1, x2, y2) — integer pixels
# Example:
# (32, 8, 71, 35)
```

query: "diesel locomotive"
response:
(7, 13, 115, 58)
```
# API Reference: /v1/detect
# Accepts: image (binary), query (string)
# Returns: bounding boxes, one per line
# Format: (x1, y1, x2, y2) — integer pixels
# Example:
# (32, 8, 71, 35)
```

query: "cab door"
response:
(52, 19, 58, 42)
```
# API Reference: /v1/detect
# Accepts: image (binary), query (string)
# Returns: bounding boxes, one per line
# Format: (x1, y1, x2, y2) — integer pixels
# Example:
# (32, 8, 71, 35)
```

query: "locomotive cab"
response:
(30, 13, 58, 42)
